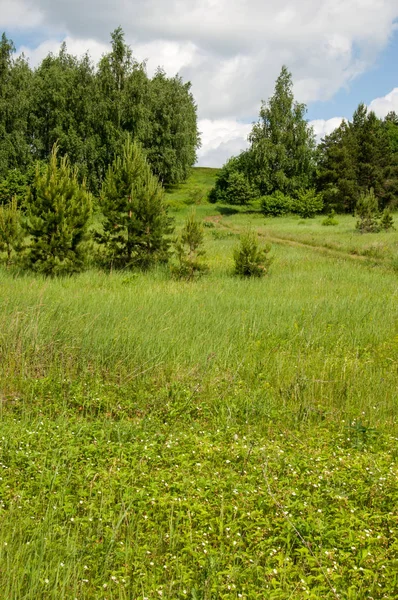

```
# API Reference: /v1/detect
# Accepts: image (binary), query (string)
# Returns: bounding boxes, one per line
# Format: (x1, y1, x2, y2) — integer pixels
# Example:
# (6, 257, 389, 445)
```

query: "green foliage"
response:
(379, 208, 395, 231)
(248, 66, 315, 197)
(0, 168, 27, 205)
(208, 154, 253, 205)
(226, 171, 254, 205)
(316, 121, 357, 213)
(294, 188, 324, 218)
(355, 189, 380, 233)
(260, 191, 292, 216)
(98, 135, 173, 270)
(322, 210, 339, 226)
(0, 195, 24, 264)
(233, 230, 272, 277)
(317, 105, 398, 213)
(143, 69, 200, 185)
(171, 210, 208, 280)
(24, 145, 92, 275)
(0, 34, 33, 179)
(185, 185, 205, 205)
(0, 30, 199, 193)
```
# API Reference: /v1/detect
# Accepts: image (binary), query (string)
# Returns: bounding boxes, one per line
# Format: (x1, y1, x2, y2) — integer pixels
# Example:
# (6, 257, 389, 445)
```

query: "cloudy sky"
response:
(2, 0, 398, 166)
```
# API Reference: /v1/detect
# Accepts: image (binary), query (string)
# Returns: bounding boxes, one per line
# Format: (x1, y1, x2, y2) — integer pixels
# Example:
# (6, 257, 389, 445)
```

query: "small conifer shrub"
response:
(355, 189, 380, 233)
(98, 136, 173, 270)
(233, 231, 272, 277)
(0, 196, 24, 265)
(24, 145, 92, 276)
(379, 209, 395, 232)
(171, 211, 208, 280)
(322, 209, 339, 226)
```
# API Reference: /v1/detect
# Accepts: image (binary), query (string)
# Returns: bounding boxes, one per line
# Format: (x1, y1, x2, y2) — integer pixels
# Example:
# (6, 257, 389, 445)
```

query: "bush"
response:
(294, 188, 324, 218)
(24, 146, 92, 276)
(171, 210, 208, 280)
(260, 191, 292, 216)
(379, 209, 395, 232)
(208, 154, 254, 205)
(322, 210, 339, 226)
(233, 231, 272, 277)
(226, 171, 254, 205)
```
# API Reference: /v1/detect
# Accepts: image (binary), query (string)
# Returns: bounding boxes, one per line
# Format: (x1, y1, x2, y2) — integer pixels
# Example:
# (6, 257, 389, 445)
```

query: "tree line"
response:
(209, 67, 398, 221)
(0, 27, 200, 198)
(0, 136, 272, 279)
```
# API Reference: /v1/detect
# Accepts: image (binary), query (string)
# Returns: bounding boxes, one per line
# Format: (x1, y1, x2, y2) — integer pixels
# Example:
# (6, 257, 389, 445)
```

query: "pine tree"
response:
(24, 145, 92, 275)
(352, 107, 392, 207)
(233, 231, 272, 277)
(98, 135, 173, 270)
(316, 121, 358, 213)
(0, 196, 23, 265)
(355, 188, 380, 233)
(171, 210, 208, 280)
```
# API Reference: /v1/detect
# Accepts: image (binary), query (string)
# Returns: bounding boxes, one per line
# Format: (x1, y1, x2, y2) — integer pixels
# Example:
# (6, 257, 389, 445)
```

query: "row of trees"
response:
(0, 139, 172, 275)
(209, 67, 398, 216)
(0, 137, 272, 279)
(0, 28, 200, 197)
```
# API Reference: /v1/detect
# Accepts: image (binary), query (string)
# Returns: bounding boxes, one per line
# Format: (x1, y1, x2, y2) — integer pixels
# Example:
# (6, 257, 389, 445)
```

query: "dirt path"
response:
(205, 215, 387, 267)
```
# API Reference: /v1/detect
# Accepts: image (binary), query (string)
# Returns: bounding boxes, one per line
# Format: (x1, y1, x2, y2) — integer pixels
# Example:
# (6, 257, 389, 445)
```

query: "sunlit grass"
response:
(0, 201, 397, 598)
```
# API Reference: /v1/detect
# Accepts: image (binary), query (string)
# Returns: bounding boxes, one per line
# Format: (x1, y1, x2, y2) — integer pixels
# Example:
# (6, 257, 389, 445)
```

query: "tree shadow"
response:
(216, 206, 240, 216)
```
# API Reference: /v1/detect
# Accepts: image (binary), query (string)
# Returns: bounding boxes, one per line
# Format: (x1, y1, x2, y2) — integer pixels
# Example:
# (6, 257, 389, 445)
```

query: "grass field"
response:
(0, 168, 397, 599)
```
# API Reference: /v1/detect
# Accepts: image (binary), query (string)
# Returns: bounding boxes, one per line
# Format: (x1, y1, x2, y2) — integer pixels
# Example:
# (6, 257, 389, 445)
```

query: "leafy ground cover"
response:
(0, 170, 397, 598)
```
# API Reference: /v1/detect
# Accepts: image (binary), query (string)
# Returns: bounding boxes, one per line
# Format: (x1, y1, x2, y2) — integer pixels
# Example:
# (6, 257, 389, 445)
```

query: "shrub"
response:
(233, 231, 272, 277)
(261, 191, 292, 216)
(379, 209, 395, 232)
(171, 210, 208, 280)
(0, 196, 24, 265)
(226, 171, 254, 205)
(24, 146, 92, 276)
(322, 210, 339, 226)
(355, 189, 380, 233)
(294, 188, 324, 218)
(208, 155, 254, 205)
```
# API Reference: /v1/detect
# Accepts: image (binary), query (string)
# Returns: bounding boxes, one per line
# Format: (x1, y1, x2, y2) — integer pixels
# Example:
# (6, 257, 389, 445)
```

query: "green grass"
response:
(165, 167, 220, 208)
(0, 206, 398, 599)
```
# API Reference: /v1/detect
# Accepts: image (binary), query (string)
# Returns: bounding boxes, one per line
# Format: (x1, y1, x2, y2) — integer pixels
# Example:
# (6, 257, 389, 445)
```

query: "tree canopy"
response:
(0, 28, 200, 195)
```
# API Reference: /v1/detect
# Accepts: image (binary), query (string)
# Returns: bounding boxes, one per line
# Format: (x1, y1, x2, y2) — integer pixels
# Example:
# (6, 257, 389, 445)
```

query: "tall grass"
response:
(1, 240, 397, 429)
(0, 211, 397, 599)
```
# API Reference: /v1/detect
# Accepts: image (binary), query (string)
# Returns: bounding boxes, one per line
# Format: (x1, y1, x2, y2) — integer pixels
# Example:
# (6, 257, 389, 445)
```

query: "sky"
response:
(1, 0, 398, 167)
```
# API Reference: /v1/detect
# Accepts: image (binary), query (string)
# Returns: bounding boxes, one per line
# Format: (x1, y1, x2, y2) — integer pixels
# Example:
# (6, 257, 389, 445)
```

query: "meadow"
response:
(0, 169, 397, 599)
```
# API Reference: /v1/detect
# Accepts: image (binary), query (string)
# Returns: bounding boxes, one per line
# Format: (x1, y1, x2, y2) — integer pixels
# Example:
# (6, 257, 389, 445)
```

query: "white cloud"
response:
(133, 40, 199, 77)
(10, 0, 398, 119)
(309, 117, 345, 142)
(307, 87, 398, 147)
(18, 37, 109, 67)
(197, 119, 251, 167)
(369, 87, 398, 118)
(0, 0, 42, 29)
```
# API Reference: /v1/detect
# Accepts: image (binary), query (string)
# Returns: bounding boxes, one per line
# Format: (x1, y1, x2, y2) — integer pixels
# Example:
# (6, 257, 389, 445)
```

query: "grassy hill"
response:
(165, 166, 219, 208)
